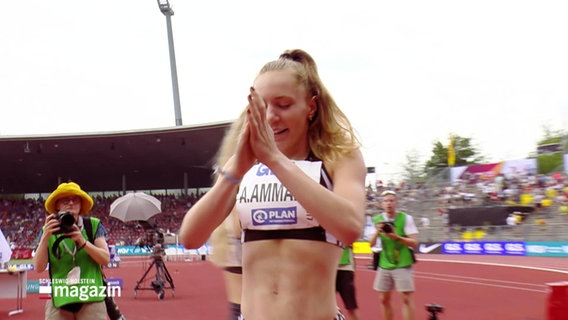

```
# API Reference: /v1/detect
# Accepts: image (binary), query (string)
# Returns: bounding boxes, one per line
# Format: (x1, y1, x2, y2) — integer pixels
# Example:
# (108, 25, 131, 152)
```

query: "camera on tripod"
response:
(425, 303, 443, 320)
(135, 221, 165, 253)
(133, 220, 175, 300)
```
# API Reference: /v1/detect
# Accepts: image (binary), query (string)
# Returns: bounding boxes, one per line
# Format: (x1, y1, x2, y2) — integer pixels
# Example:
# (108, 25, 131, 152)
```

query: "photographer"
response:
(371, 190, 419, 320)
(33, 182, 111, 320)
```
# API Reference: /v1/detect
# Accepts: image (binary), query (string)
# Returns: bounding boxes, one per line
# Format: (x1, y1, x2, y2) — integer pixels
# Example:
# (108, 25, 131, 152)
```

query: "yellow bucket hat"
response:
(44, 182, 94, 215)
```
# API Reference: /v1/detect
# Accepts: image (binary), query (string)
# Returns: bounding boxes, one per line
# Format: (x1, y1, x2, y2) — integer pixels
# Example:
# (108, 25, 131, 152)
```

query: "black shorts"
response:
(224, 266, 243, 274)
(335, 270, 358, 310)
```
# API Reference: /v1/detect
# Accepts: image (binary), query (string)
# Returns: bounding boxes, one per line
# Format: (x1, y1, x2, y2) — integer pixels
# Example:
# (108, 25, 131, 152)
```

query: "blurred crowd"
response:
(435, 171, 568, 210)
(365, 171, 568, 227)
(1, 170, 568, 250)
(0, 193, 203, 249)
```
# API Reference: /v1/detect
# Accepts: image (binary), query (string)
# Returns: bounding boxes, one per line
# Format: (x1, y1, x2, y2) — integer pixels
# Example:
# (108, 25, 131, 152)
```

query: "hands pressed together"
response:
(231, 87, 282, 178)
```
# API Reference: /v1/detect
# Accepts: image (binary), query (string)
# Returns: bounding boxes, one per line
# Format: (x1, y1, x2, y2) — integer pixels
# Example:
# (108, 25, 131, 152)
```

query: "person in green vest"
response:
(371, 190, 419, 320)
(336, 246, 361, 320)
(33, 182, 111, 320)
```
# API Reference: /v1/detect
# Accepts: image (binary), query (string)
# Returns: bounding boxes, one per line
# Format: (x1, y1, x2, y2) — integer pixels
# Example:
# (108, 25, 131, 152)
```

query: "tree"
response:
(539, 124, 565, 143)
(536, 126, 566, 174)
(401, 149, 425, 185)
(423, 135, 484, 177)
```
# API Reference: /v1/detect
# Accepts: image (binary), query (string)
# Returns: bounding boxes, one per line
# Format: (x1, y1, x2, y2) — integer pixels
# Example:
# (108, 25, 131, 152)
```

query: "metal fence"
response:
(417, 223, 568, 243)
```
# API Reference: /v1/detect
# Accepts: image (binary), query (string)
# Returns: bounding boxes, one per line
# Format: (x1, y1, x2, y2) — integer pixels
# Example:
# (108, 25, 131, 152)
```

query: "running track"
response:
(1, 254, 566, 319)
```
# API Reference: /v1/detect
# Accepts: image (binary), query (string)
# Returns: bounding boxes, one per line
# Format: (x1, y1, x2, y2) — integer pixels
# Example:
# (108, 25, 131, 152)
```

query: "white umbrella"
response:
(109, 192, 162, 222)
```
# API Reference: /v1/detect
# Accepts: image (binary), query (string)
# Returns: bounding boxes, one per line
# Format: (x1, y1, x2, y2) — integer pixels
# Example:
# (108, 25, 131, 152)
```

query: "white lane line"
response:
(415, 274, 548, 293)
(415, 271, 547, 289)
(418, 258, 568, 275)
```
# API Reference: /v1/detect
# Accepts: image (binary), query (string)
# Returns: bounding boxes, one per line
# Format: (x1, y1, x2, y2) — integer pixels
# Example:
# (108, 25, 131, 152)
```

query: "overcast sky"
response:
(1, 0, 567, 181)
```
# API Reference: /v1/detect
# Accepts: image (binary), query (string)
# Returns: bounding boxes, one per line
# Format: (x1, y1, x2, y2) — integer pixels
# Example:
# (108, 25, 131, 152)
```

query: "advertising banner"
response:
(442, 241, 526, 255)
(525, 242, 568, 257)
(114, 244, 210, 256)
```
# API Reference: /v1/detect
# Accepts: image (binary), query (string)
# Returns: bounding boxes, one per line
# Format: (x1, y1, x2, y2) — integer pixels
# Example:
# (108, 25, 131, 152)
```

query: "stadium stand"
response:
(1, 125, 567, 254)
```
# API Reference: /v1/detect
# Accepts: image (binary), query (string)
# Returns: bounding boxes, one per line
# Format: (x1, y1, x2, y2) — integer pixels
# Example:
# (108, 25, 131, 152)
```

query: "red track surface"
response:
(1, 254, 567, 319)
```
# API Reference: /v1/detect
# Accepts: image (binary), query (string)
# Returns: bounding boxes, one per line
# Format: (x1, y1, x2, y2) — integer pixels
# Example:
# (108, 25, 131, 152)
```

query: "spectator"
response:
(420, 215, 430, 228)
(506, 214, 517, 227)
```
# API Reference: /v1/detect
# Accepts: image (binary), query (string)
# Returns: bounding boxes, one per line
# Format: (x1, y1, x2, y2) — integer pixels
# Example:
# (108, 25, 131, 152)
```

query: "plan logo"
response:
(252, 207, 297, 225)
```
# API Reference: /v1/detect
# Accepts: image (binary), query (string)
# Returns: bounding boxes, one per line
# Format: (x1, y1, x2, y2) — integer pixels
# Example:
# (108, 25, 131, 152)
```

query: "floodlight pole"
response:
(157, 0, 182, 126)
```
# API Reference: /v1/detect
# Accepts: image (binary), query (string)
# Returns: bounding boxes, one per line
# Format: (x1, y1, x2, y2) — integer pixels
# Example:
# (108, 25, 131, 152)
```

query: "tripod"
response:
(134, 247, 175, 300)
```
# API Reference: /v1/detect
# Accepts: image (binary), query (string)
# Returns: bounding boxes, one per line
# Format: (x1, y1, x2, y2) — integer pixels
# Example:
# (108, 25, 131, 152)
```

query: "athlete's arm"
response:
(265, 150, 366, 244)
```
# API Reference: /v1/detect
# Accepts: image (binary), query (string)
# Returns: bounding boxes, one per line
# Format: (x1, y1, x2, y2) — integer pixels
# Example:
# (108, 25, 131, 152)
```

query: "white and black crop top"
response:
(236, 156, 342, 247)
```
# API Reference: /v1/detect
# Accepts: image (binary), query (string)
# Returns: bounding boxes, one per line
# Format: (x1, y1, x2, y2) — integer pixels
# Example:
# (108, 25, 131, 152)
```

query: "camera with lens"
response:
(54, 211, 76, 234)
(381, 221, 395, 233)
(135, 230, 163, 247)
(135, 221, 165, 255)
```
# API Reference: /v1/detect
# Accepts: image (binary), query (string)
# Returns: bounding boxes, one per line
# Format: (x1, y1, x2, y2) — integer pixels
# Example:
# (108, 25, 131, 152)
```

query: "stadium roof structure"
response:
(0, 122, 232, 195)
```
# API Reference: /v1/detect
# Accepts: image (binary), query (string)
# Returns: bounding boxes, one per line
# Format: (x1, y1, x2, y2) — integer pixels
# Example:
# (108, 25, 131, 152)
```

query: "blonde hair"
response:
(210, 49, 362, 263)
(258, 49, 361, 163)
(208, 112, 246, 267)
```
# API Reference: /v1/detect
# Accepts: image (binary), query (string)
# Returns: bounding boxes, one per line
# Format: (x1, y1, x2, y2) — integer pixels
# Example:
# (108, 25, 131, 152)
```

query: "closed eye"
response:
(270, 96, 294, 109)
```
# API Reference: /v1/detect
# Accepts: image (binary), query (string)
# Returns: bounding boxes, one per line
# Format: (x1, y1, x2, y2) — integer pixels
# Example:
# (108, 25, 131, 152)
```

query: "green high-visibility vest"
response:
(375, 212, 415, 270)
(47, 217, 105, 307)
(339, 247, 351, 265)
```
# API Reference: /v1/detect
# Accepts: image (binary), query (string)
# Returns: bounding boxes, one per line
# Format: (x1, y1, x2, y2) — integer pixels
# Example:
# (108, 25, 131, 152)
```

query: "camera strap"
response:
(83, 218, 107, 278)
(83, 218, 107, 277)
(51, 217, 85, 260)
(61, 240, 78, 265)
(83, 217, 95, 244)
(51, 235, 71, 260)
